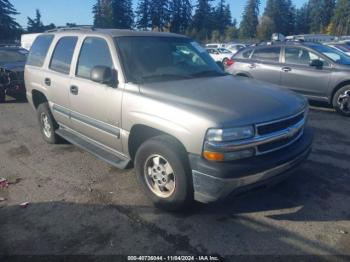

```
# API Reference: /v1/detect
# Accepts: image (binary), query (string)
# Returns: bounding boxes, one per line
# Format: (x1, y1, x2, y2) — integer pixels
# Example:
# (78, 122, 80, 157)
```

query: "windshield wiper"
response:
(190, 70, 227, 78)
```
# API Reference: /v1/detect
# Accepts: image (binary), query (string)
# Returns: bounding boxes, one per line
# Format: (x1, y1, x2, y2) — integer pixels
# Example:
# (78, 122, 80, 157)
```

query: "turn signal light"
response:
(203, 151, 225, 161)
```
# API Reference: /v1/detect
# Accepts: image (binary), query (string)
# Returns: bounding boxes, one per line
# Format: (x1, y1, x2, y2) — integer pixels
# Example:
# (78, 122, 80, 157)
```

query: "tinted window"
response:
(285, 47, 329, 66)
(76, 37, 113, 79)
(50, 37, 78, 74)
(252, 47, 281, 62)
(27, 35, 54, 67)
(0, 49, 28, 63)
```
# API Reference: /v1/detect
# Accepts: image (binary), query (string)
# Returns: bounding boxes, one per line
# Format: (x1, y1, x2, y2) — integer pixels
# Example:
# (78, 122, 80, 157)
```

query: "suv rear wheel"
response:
(333, 85, 350, 117)
(135, 135, 193, 211)
(37, 102, 61, 144)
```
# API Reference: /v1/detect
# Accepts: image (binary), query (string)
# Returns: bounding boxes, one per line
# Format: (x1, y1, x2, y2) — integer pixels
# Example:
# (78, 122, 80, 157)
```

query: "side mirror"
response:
(216, 61, 224, 71)
(310, 59, 323, 69)
(90, 66, 117, 86)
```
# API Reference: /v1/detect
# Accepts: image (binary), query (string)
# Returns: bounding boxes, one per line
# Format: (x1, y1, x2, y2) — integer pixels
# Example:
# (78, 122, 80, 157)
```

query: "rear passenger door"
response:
(46, 36, 78, 128)
(249, 47, 282, 85)
(69, 36, 123, 152)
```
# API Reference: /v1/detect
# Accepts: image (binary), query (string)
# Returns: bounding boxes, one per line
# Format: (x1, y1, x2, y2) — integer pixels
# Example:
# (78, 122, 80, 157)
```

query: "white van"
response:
(21, 33, 41, 50)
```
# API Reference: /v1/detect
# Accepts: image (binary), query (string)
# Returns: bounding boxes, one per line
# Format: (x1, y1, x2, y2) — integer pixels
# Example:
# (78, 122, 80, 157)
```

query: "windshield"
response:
(0, 49, 28, 64)
(115, 37, 225, 83)
(311, 44, 350, 65)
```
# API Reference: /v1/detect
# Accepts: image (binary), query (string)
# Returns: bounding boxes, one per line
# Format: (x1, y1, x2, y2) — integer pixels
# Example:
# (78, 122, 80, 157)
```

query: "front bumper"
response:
(190, 127, 313, 203)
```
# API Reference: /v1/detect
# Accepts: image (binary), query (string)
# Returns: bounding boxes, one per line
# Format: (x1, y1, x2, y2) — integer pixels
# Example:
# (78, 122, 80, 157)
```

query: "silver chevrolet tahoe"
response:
(25, 28, 313, 210)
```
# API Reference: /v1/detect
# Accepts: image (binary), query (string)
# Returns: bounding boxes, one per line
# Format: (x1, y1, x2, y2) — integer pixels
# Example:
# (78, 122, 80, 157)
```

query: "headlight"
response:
(206, 126, 254, 142)
(203, 126, 255, 162)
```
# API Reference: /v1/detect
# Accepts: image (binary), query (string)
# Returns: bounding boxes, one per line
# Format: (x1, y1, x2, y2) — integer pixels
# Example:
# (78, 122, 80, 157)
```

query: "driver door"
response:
(69, 36, 123, 151)
(281, 47, 332, 98)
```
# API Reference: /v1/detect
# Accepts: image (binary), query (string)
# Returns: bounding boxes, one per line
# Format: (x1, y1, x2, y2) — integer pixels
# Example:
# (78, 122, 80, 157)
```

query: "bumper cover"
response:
(190, 127, 313, 203)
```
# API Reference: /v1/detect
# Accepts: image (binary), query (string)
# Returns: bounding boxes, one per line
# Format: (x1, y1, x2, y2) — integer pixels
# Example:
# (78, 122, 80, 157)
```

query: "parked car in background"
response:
(0, 45, 28, 103)
(25, 28, 312, 210)
(205, 43, 226, 49)
(227, 42, 350, 116)
(206, 48, 233, 65)
(325, 43, 350, 56)
(21, 33, 41, 50)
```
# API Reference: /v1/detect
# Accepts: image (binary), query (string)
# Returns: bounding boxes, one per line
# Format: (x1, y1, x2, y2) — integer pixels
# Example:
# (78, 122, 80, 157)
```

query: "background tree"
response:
(213, 0, 232, 36)
(330, 0, 350, 35)
(239, 0, 260, 39)
(295, 3, 310, 34)
(93, 0, 113, 28)
(27, 9, 44, 33)
(149, 0, 170, 31)
(263, 0, 295, 36)
(309, 0, 335, 33)
(191, 0, 214, 41)
(136, 0, 151, 30)
(257, 16, 275, 40)
(169, 0, 192, 34)
(0, 0, 20, 41)
(111, 0, 134, 29)
(224, 19, 239, 42)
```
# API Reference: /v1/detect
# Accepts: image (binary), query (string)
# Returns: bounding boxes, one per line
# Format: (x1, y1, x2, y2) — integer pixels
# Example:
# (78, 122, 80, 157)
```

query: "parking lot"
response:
(0, 99, 349, 256)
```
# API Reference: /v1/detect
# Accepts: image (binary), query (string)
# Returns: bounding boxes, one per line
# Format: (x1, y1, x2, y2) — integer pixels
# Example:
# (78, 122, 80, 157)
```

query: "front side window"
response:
(115, 36, 225, 83)
(76, 37, 113, 79)
(310, 44, 350, 65)
(252, 47, 281, 62)
(285, 47, 329, 66)
(50, 37, 78, 74)
(27, 35, 54, 67)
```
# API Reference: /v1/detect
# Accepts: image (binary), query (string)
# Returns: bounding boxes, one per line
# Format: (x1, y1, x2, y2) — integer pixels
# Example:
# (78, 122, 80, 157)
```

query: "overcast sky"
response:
(11, 0, 307, 28)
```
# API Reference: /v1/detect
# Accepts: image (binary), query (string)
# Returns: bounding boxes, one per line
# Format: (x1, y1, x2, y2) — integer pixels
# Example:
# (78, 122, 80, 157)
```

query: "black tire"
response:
(37, 102, 60, 144)
(0, 88, 5, 103)
(333, 85, 350, 117)
(135, 135, 193, 211)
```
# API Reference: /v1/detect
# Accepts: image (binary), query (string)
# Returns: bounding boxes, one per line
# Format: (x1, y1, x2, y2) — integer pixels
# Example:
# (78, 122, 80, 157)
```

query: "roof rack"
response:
(46, 25, 95, 33)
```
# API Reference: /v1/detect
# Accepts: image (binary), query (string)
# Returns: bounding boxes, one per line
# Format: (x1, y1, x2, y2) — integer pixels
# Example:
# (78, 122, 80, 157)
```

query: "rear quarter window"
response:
(234, 49, 253, 59)
(27, 35, 54, 67)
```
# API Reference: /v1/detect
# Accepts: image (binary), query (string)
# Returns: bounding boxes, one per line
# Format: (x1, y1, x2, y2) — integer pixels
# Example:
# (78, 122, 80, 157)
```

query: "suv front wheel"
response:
(135, 135, 193, 211)
(333, 85, 350, 117)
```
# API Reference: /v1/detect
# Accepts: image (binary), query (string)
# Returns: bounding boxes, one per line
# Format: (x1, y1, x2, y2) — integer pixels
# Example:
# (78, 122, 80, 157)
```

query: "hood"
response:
(140, 75, 307, 127)
(0, 61, 26, 72)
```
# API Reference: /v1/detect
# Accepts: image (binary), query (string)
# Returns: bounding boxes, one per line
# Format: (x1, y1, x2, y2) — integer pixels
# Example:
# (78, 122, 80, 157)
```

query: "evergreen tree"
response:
(213, 1, 232, 35)
(309, 0, 335, 33)
(191, 0, 214, 41)
(330, 0, 350, 35)
(136, 0, 151, 30)
(295, 3, 310, 34)
(263, 0, 295, 36)
(0, 0, 20, 40)
(169, 0, 192, 34)
(150, 0, 170, 31)
(257, 16, 275, 40)
(111, 0, 134, 29)
(27, 9, 45, 33)
(239, 0, 260, 39)
(93, 0, 113, 28)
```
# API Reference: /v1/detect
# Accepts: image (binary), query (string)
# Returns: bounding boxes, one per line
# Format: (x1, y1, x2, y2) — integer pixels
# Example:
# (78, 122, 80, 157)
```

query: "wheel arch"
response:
(32, 89, 48, 109)
(128, 124, 188, 162)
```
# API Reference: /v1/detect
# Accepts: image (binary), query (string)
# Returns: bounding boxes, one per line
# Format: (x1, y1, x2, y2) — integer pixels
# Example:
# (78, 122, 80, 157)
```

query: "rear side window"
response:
(76, 37, 113, 79)
(235, 49, 253, 59)
(27, 35, 54, 67)
(49, 37, 78, 74)
(252, 47, 281, 62)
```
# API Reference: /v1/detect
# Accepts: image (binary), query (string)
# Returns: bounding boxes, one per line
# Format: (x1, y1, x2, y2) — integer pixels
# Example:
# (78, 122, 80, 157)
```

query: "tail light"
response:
(225, 59, 234, 67)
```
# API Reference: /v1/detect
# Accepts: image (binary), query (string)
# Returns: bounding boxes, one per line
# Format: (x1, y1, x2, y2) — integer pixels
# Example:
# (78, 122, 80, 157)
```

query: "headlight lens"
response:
(206, 126, 254, 142)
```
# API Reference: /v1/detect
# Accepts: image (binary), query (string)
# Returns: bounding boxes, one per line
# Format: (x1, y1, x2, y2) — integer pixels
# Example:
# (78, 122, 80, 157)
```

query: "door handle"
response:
(282, 67, 292, 72)
(70, 85, 79, 95)
(44, 78, 51, 86)
(248, 63, 256, 69)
